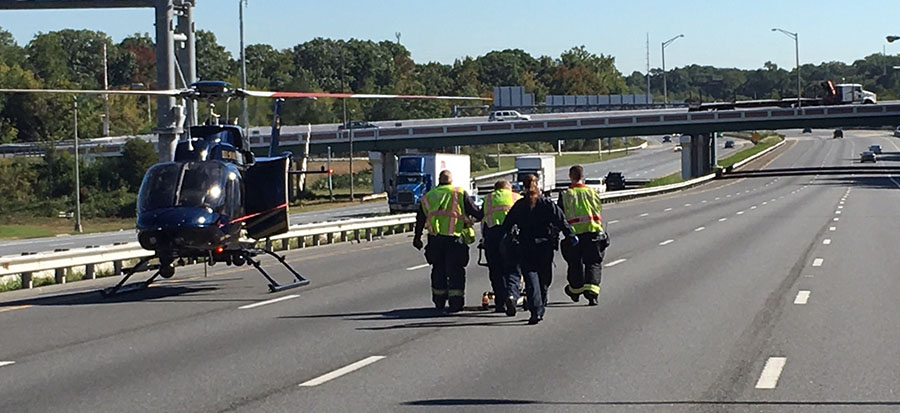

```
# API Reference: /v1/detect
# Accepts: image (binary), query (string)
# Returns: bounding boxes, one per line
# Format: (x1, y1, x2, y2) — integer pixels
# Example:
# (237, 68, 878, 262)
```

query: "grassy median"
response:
(718, 135, 783, 169)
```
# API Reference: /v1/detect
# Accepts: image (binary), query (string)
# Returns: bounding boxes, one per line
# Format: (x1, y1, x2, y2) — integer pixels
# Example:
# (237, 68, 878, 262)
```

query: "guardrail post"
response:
(354, 229, 360, 242)
(21, 272, 32, 289)
(313, 234, 321, 246)
(365, 228, 372, 241)
(327, 233, 334, 244)
(84, 263, 95, 280)
(376, 227, 384, 238)
(55, 268, 66, 284)
(341, 231, 348, 242)
(114, 260, 123, 275)
(282, 239, 290, 251)
(298, 236, 305, 248)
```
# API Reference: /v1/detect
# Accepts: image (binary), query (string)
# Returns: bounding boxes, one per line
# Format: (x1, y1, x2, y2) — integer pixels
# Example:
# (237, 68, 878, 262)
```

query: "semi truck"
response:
(389, 153, 471, 213)
(689, 80, 877, 111)
(514, 155, 556, 194)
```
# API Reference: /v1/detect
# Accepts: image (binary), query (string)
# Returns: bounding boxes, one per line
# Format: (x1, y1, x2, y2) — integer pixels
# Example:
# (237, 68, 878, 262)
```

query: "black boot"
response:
(586, 296, 598, 306)
(564, 285, 580, 303)
(433, 295, 447, 310)
(448, 296, 464, 313)
(505, 296, 517, 316)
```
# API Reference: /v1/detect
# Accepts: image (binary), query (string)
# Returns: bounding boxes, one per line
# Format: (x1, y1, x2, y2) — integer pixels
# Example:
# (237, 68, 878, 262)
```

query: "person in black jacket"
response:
(502, 174, 577, 325)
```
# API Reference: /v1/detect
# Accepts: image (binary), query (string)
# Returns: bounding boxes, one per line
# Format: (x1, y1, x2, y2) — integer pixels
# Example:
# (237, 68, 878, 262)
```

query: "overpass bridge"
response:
(4, 103, 899, 190)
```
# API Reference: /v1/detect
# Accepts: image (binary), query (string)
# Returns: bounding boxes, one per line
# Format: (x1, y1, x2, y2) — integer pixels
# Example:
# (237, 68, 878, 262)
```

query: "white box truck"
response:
(514, 155, 556, 194)
(389, 153, 471, 213)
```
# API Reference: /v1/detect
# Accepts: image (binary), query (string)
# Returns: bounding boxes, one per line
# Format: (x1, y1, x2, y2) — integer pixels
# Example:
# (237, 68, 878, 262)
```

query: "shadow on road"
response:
(402, 398, 900, 407)
(281, 305, 545, 329)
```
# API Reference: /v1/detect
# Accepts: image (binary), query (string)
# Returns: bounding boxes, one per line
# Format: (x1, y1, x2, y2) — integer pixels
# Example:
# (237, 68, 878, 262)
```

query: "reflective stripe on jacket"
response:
(561, 184, 603, 234)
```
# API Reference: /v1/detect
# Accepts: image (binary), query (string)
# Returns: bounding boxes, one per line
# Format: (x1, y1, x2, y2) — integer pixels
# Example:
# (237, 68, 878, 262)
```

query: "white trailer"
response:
(515, 155, 556, 194)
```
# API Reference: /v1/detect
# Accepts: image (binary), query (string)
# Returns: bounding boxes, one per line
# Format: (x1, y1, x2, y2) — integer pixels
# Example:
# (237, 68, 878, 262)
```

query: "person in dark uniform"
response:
(413, 170, 483, 312)
(501, 174, 577, 325)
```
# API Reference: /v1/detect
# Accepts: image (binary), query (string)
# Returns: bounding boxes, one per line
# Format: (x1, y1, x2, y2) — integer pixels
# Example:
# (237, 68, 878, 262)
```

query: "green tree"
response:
(196, 30, 235, 81)
(119, 138, 157, 191)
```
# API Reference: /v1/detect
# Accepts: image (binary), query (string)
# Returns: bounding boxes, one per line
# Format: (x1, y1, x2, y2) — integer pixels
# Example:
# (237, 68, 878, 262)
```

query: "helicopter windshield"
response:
(138, 162, 234, 215)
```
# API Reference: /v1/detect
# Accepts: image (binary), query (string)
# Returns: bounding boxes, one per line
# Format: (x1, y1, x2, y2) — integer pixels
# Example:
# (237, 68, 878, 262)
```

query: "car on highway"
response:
(338, 120, 378, 130)
(894, 126, 900, 138)
(662, 135, 672, 143)
(860, 151, 876, 163)
(724, 140, 735, 148)
(802, 127, 812, 133)
(673, 145, 682, 152)
(604, 171, 626, 191)
(488, 110, 531, 121)
(869, 144, 882, 154)
(833, 129, 844, 139)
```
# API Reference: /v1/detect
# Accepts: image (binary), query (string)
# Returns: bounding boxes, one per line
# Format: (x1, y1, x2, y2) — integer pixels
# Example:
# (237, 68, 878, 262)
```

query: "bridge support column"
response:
(680, 133, 715, 179)
(368, 151, 397, 194)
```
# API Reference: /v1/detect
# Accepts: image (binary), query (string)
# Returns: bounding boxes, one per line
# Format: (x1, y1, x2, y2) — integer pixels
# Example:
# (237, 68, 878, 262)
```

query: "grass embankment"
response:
(0, 217, 136, 241)
(643, 134, 784, 188)
(717, 135, 783, 169)
(473, 151, 632, 178)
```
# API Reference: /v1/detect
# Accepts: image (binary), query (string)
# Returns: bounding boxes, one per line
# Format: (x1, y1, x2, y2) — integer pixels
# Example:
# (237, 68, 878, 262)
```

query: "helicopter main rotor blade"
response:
(240, 89, 490, 101)
(0, 88, 184, 96)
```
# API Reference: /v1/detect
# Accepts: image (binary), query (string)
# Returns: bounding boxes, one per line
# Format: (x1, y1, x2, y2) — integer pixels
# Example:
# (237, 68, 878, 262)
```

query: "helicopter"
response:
(0, 81, 488, 296)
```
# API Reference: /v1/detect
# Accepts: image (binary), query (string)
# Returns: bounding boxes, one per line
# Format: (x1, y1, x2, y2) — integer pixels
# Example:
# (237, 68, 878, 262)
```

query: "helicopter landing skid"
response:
(100, 256, 162, 297)
(247, 248, 310, 292)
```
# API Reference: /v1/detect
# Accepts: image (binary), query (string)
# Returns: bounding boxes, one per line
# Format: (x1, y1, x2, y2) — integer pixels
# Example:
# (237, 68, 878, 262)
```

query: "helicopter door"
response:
(244, 156, 290, 239)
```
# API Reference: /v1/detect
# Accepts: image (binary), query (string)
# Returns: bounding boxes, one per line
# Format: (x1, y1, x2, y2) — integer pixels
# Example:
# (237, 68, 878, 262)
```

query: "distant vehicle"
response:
(604, 172, 626, 191)
(514, 155, 556, 194)
(338, 120, 378, 130)
(724, 140, 735, 148)
(802, 127, 812, 133)
(894, 126, 900, 138)
(869, 144, 882, 154)
(860, 151, 876, 163)
(662, 135, 672, 143)
(488, 110, 530, 121)
(833, 129, 844, 139)
(673, 145, 682, 152)
(825, 82, 877, 105)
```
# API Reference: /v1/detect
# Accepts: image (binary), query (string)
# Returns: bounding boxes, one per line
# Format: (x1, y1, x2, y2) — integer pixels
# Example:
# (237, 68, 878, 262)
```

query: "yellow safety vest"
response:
(483, 189, 520, 228)
(421, 184, 475, 242)
(562, 184, 603, 234)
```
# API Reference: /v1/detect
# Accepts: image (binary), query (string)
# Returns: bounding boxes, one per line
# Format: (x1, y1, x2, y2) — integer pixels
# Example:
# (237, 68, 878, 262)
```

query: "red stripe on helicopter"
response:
(224, 203, 289, 226)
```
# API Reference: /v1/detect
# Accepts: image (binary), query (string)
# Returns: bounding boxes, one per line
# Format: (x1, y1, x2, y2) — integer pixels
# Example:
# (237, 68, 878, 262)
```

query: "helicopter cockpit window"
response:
(138, 162, 231, 215)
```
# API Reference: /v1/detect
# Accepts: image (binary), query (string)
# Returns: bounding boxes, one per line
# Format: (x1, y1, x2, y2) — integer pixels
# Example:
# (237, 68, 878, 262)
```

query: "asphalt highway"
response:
(2, 129, 899, 412)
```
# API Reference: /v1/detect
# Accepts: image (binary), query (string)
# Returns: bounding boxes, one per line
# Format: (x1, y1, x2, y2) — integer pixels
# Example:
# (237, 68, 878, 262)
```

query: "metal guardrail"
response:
(0, 214, 417, 290)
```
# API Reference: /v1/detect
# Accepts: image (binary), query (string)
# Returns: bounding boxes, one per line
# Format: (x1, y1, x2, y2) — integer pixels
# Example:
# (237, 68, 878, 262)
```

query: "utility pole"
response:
(73, 96, 83, 233)
(239, 0, 249, 130)
(646, 32, 651, 106)
(339, 49, 354, 200)
(102, 43, 110, 137)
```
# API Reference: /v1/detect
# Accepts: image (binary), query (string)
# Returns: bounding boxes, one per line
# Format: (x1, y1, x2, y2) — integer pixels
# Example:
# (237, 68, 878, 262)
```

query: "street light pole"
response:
(661, 34, 684, 107)
(773, 28, 801, 108)
(239, 0, 249, 129)
(73, 96, 83, 233)
(338, 49, 354, 200)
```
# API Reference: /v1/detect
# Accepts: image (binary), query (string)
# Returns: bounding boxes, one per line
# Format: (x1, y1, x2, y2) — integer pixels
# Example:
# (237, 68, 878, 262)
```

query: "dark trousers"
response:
(519, 243, 555, 319)
(483, 227, 521, 303)
(425, 234, 469, 306)
(561, 232, 605, 298)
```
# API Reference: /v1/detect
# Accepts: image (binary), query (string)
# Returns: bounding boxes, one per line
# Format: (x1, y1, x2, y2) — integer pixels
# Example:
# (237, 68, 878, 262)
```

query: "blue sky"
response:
(1, 0, 899, 74)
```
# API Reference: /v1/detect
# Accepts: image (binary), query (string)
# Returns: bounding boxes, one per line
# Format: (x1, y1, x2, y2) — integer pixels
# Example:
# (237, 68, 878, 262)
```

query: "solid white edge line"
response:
(812, 258, 824, 267)
(406, 263, 430, 271)
(605, 258, 627, 267)
(794, 290, 811, 305)
(238, 294, 300, 310)
(299, 356, 386, 387)
(823, 239, 831, 245)
(0, 361, 14, 368)
(755, 357, 787, 389)
(659, 239, 674, 246)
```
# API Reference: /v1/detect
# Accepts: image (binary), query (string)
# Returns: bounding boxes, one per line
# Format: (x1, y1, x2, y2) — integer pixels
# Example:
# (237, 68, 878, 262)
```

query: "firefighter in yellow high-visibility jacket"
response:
(413, 170, 483, 312)
(558, 165, 610, 306)
(481, 180, 521, 316)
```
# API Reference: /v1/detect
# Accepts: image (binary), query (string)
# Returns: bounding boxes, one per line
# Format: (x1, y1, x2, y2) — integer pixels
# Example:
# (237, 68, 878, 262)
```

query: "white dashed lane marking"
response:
(829, 226, 836, 231)
(0, 361, 14, 368)
(664, 208, 673, 212)
(812, 258, 824, 267)
(833, 218, 839, 222)
(605, 258, 627, 267)
(238, 294, 300, 310)
(794, 291, 810, 305)
(694, 227, 705, 232)
(659, 239, 674, 246)
(299, 356, 386, 387)
(755, 357, 787, 389)
(608, 220, 619, 224)
(406, 264, 430, 271)
(640, 213, 649, 217)
(823, 239, 831, 245)
(719, 218, 728, 222)
(736, 211, 745, 215)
